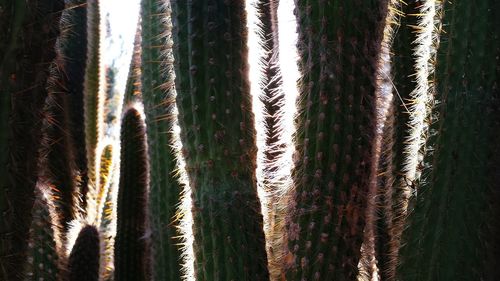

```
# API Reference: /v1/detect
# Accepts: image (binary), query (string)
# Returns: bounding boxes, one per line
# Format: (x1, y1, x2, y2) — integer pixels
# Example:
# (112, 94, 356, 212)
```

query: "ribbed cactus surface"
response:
(27, 186, 61, 281)
(285, 1, 389, 280)
(84, 0, 104, 214)
(114, 107, 151, 280)
(397, 0, 500, 280)
(140, 0, 184, 279)
(375, 1, 419, 279)
(0, 1, 65, 279)
(1, 0, 499, 280)
(171, 0, 269, 279)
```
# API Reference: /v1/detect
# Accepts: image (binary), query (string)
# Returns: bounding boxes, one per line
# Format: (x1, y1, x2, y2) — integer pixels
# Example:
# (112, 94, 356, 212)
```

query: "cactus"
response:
(373, 1, 420, 279)
(170, 1, 270, 280)
(249, 1, 288, 279)
(84, 0, 105, 216)
(140, 1, 184, 279)
(59, 0, 89, 191)
(114, 107, 151, 280)
(26, 185, 62, 281)
(68, 224, 100, 281)
(94, 143, 115, 226)
(0, 1, 65, 279)
(284, 1, 389, 280)
(1, 0, 500, 280)
(397, 0, 500, 280)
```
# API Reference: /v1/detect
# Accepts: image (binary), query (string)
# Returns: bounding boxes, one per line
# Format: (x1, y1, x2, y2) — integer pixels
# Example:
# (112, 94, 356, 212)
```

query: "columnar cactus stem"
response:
(285, 1, 389, 280)
(26, 185, 62, 280)
(373, 1, 420, 280)
(171, 0, 269, 279)
(114, 107, 151, 280)
(68, 225, 100, 281)
(397, 0, 500, 280)
(60, 0, 89, 192)
(84, 0, 105, 218)
(0, 2, 26, 277)
(140, 1, 184, 279)
(0, 1, 64, 279)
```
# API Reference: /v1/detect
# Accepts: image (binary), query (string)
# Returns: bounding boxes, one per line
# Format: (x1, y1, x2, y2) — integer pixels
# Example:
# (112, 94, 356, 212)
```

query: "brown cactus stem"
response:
(114, 107, 151, 280)
(373, 1, 419, 280)
(68, 225, 100, 281)
(60, 0, 89, 203)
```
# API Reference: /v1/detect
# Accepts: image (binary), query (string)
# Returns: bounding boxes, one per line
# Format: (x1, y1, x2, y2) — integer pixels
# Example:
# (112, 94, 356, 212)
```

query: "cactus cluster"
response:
(0, 0, 499, 280)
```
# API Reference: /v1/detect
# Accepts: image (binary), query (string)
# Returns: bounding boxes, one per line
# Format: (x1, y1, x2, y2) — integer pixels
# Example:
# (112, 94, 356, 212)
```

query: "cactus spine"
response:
(285, 1, 389, 280)
(171, 0, 269, 279)
(397, 0, 500, 280)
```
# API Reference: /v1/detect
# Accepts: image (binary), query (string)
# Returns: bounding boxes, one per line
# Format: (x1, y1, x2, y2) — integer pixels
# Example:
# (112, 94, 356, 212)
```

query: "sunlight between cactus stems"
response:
(101, 0, 141, 140)
(246, 0, 300, 279)
(108, 1, 299, 280)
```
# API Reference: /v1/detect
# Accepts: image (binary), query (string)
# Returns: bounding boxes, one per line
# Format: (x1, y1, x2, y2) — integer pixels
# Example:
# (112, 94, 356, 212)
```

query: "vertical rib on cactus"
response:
(397, 0, 500, 280)
(285, 1, 389, 280)
(26, 184, 63, 280)
(114, 107, 151, 280)
(0, 1, 64, 279)
(36, 88, 77, 243)
(140, 0, 184, 279)
(171, 1, 269, 279)
(84, 0, 105, 218)
(68, 225, 100, 281)
(372, 1, 420, 280)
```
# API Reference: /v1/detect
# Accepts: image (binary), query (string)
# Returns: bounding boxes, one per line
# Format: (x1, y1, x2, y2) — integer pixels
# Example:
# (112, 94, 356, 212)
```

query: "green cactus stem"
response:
(114, 107, 151, 280)
(140, 0, 184, 279)
(374, 1, 420, 280)
(26, 185, 62, 281)
(397, 0, 500, 280)
(0, 1, 65, 279)
(285, 1, 389, 280)
(68, 225, 100, 281)
(171, 1, 269, 279)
